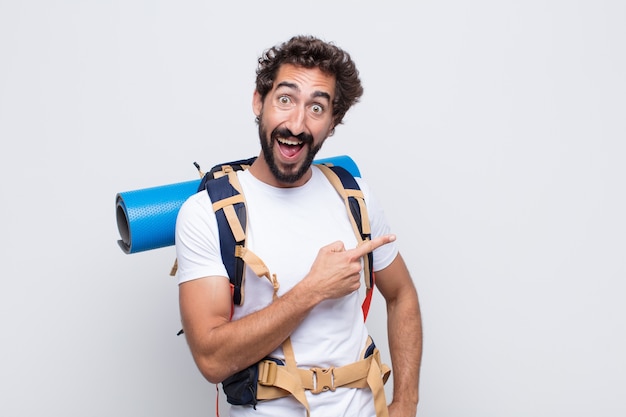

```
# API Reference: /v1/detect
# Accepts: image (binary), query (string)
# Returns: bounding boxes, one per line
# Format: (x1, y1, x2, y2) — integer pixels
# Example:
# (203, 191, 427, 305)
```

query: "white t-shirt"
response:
(175, 165, 398, 417)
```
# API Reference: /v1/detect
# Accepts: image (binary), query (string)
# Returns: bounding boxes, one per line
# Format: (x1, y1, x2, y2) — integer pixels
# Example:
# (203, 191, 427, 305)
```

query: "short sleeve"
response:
(174, 191, 229, 285)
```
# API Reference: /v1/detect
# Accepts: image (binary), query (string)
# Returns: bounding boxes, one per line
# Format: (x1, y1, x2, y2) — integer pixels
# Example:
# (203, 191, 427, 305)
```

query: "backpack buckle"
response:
(257, 360, 278, 386)
(310, 367, 335, 394)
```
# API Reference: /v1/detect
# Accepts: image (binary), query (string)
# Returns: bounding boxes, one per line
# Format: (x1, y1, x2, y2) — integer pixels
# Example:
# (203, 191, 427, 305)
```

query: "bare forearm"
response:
(387, 287, 422, 414)
(185, 281, 320, 383)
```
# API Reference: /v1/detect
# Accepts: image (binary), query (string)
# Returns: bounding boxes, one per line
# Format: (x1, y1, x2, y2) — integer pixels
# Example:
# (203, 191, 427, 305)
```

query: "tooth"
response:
(278, 138, 302, 146)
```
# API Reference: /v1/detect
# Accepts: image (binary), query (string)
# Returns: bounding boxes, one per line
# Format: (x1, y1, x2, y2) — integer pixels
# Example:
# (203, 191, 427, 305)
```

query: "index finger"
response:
(350, 234, 396, 258)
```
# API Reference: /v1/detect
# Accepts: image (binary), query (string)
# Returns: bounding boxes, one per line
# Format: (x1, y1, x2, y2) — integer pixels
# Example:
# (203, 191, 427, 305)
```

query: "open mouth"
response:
(277, 137, 304, 158)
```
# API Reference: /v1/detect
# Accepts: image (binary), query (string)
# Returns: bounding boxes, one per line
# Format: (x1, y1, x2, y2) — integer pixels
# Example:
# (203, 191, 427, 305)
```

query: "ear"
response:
(252, 90, 263, 117)
(329, 123, 336, 137)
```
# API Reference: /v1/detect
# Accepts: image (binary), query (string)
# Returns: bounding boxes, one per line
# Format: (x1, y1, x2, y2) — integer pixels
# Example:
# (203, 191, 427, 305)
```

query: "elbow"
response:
(202, 371, 226, 385)
(185, 331, 238, 383)
(194, 355, 237, 384)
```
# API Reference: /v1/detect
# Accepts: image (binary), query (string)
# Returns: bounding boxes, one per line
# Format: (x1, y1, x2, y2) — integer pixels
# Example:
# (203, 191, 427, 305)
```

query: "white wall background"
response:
(1, 1, 624, 416)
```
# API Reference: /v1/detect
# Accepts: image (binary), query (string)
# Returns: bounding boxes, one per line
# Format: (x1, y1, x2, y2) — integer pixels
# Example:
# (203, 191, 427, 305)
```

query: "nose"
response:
(285, 105, 306, 137)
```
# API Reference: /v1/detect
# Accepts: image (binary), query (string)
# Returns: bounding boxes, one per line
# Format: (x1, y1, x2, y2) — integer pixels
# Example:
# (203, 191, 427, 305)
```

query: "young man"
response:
(175, 35, 422, 417)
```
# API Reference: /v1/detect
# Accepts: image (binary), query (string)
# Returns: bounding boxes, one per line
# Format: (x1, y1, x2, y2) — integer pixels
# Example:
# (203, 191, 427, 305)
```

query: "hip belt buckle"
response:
(310, 367, 335, 394)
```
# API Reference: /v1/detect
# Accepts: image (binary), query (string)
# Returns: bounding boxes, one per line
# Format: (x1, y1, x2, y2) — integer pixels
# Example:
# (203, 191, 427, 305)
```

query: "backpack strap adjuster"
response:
(257, 360, 279, 386)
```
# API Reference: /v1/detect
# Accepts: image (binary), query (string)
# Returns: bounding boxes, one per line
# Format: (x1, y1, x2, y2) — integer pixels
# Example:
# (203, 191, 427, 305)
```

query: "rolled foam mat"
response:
(116, 155, 361, 254)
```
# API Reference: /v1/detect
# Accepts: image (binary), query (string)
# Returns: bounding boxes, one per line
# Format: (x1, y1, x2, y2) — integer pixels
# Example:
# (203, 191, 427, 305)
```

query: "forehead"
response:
(273, 64, 336, 100)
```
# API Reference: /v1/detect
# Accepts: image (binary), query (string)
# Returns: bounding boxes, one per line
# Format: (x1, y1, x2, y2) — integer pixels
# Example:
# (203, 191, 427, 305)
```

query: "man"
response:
(175, 35, 422, 417)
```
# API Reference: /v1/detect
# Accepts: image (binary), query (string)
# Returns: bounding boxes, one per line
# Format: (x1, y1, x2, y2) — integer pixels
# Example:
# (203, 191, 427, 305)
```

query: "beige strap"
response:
(211, 165, 233, 179)
(281, 337, 311, 416)
(257, 344, 390, 417)
(211, 194, 245, 211)
(227, 169, 244, 194)
(218, 170, 272, 304)
(257, 356, 376, 395)
(234, 245, 279, 305)
(210, 169, 246, 242)
(367, 349, 390, 417)
(222, 205, 245, 242)
(317, 164, 372, 290)
(316, 164, 369, 235)
(169, 258, 178, 276)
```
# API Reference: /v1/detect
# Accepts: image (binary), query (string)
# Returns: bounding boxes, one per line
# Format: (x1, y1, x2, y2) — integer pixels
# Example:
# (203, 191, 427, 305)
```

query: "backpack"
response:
(173, 156, 375, 334)
(174, 157, 390, 416)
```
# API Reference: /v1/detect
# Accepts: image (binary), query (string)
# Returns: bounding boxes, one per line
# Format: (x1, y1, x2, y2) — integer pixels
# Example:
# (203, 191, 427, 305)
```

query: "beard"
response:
(258, 119, 324, 184)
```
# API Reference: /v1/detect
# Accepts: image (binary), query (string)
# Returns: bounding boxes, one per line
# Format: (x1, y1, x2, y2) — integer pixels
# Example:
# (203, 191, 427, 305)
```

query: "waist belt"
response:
(255, 338, 391, 417)
(220, 266, 390, 416)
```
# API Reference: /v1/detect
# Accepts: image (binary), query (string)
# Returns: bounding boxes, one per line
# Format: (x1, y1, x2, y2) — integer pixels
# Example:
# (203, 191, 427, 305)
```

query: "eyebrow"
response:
(276, 81, 332, 102)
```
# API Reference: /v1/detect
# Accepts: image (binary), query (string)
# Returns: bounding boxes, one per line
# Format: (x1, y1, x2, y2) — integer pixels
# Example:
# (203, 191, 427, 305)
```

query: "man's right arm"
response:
(178, 236, 396, 383)
(179, 273, 318, 383)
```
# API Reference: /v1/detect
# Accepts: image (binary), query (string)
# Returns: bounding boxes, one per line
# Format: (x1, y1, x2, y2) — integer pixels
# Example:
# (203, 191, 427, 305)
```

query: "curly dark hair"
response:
(255, 35, 364, 128)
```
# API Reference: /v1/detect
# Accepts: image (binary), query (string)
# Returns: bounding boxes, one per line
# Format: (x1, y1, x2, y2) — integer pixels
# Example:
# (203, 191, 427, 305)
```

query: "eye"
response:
(311, 104, 324, 114)
(278, 95, 292, 106)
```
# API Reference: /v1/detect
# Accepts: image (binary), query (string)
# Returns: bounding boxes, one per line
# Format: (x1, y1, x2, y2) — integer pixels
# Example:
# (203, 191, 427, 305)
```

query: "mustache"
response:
(272, 127, 314, 145)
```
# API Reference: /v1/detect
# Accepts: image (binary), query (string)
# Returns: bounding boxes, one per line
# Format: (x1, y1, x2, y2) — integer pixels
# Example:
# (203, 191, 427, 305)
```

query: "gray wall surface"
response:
(1, 1, 624, 416)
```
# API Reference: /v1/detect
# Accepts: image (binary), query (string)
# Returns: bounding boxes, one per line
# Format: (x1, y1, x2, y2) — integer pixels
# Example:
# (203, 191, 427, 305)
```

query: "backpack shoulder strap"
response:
(197, 157, 257, 306)
(315, 163, 375, 320)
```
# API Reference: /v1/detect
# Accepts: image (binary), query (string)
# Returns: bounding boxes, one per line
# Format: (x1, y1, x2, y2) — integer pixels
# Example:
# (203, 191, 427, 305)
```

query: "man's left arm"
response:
(375, 252, 423, 417)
